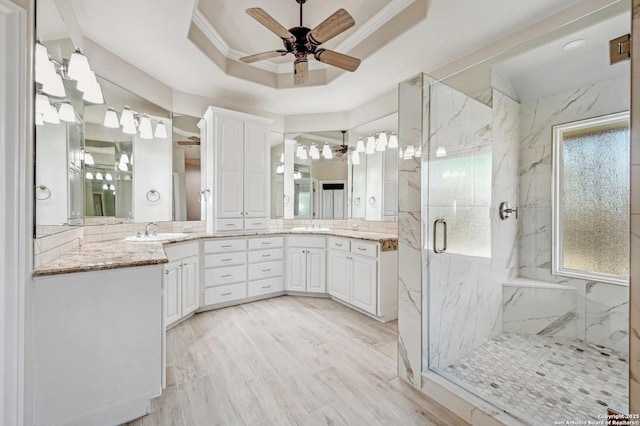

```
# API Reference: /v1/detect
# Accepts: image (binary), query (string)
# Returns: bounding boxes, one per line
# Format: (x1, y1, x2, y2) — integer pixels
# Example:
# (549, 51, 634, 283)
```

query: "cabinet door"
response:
(306, 248, 326, 293)
(164, 263, 181, 327)
(181, 257, 199, 317)
(216, 117, 244, 218)
(328, 251, 350, 302)
(351, 256, 377, 315)
(243, 122, 269, 218)
(287, 249, 307, 292)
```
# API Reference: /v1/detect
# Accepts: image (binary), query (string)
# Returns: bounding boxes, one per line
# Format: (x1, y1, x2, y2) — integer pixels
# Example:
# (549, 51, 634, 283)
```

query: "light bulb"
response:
(356, 139, 365, 152)
(95, 172, 104, 180)
(154, 121, 167, 139)
(322, 144, 332, 159)
(109, 184, 115, 191)
(139, 114, 153, 139)
(105, 173, 113, 181)
(57, 103, 76, 123)
(42, 104, 60, 124)
(103, 108, 119, 128)
(67, 49, 92, 85)
(365, 136, 375, 155)
(352, 150, 360, 165)
(102, 184, 108, 190)
(85, 172, 93, 180)
(388, 133, 398, 148)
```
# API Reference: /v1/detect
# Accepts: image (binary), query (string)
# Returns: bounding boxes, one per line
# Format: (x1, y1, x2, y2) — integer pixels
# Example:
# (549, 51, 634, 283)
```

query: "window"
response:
(552, 112, 630, 285)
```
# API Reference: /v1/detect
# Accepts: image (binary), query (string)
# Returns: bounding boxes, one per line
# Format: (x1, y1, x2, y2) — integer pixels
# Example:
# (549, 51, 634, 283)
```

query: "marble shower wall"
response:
(629, 0, 639, 415)
(397, 74, 428, 386)
(518, 75, 630, 355)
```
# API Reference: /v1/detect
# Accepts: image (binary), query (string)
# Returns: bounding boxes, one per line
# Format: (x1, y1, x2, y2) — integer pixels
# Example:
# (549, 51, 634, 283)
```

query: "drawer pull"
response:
(262, 241, 272, 245)
(225, 224, 235, 227)
(261, 254, 271, 258)
(335, 243, 343, 247)
(221, 274, 232, 278)
(221, 258, 232, 262)
(221, 245, 232, 248)
(221, 292, 232, 296)
(252, 222, 262, 226)
(261, 285, 271, 289)
(358, 247, 367, 251)
(262, 269, 272, 272)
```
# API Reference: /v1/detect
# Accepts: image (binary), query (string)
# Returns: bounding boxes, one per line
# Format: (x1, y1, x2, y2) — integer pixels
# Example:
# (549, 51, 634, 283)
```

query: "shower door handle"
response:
(433, 219, 447, 254)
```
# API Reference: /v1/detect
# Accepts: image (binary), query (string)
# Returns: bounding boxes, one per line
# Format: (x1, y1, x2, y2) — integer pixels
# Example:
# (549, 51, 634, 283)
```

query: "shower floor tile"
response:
(441, 333, 628, 425)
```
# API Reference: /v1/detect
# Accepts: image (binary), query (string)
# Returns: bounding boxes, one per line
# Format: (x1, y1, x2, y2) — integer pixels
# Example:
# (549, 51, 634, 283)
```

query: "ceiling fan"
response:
(240, 0, 361, 86)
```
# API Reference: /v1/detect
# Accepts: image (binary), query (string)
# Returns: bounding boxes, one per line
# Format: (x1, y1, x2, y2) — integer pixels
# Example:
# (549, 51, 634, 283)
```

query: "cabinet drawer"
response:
(216, 219, 244, 232)
(244, 218, 269, 230)
(248, 277, 284, 297)
(164, 242, 199, 262)
(205, 252, 246, 268)
(248, 248, 283, 263)
(351, 240, 378, 258)
(287, 236, 326, 248)
(248, 236, 283, 250)
(204, 238, 246, 254)
(248, 260, 283, 281)
(328, 238, 350, 252)
(204, 265, 246, 286)
(204, 283, 247, 305)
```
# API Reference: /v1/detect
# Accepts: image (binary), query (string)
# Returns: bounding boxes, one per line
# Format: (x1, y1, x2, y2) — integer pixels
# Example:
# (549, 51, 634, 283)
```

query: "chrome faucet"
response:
(145, 222, 158, 237)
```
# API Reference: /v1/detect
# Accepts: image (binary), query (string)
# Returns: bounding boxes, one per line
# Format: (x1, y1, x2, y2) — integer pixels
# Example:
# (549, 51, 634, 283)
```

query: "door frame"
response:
(1, 1, 32, 425)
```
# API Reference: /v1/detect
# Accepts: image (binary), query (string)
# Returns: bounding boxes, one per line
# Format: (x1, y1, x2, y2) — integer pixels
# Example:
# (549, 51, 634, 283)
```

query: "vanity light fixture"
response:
(388, 132, 398, 148)
(67, 49, 92, 86)
(34, 42, 50, 85)
(84, 152, 95, 166)
(120, 151, 130, 164)
(57, 102, 76, 123)
(351, 150, 361, 165)
(35, 93, 51, 116)
(293, 171, 302, 179)
(322, 143, 332, 159)
(403, 145, 415, 159)
(35, 113, 44, 126)
(276, 164, 284, 174)
(436, 146, 447, 157)
(280, 153, 285, 163)
(118, 162, 128, 172)
(42, 68, 66, 98)
(102, 183, 108, 190)
(103, 108, 120, 128)
(85, 172, 94, 180)
(82, 71, 105, 104)
(375, 133, 386, 152)
(95, 172, 104, 180)
(309, 144, 320, 160)
(415, 145, 422, 158)
(356, 138, 365, 152)
(378, 132, 388, 147)
(365, 136, 375, 155)
(139, 114, 153, 139)
(42, 104, 60, 124)
(109, 184, 115, 191)
(154, 121, 168, 139)
(105, 173, 113, 181)
(299, 146, 308, 160)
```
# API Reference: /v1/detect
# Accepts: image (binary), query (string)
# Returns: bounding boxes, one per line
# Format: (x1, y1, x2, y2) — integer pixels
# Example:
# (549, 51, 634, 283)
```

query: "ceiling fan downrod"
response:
(296, 0, 306, 27)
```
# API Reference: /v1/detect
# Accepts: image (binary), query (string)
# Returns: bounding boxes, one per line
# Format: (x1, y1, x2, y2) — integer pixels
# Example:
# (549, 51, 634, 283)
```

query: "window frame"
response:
(551, 111, 630, 286)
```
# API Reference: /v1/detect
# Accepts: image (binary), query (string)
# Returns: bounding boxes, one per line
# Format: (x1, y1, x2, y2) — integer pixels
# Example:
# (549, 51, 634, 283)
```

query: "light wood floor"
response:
(125, 296, 468, 426)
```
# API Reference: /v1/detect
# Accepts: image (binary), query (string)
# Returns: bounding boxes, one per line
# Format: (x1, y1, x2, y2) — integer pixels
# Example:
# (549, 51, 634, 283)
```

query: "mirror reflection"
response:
(172, 115, 202, 221)
(270, 132, 285, 218)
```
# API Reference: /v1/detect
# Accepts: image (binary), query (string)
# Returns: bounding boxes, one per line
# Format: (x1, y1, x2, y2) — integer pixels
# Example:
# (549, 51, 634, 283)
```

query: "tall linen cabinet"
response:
(202, 107, 273, 233)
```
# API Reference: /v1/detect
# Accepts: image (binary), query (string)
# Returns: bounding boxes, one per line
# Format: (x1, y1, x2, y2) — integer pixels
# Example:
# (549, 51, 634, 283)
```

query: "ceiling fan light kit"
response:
(240, 0, 361, 86)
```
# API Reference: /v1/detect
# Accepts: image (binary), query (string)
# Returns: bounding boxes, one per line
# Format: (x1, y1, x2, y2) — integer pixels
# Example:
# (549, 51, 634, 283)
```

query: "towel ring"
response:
(353, 197, 361, 206)
(197, 189, 210, 203)
(283, 194, 291, 205)
(368, 196, 376, 206)
(36, 185, 52, 201)
(146, 189, 161, 202)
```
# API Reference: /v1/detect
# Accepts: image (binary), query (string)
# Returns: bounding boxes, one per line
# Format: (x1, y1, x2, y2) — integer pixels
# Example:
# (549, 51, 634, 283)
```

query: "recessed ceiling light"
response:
(562, 39, 586, 51)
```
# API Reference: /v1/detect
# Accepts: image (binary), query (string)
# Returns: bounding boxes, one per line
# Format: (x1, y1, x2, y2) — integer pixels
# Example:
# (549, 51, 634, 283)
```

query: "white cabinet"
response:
(248, 236, 284, 297)
(327, 238, 397, 320)
(203, 107, 273, 233)
(286, 236, 326, 293)
(163, 242, 200, 328)
(203, 238, 247, 305)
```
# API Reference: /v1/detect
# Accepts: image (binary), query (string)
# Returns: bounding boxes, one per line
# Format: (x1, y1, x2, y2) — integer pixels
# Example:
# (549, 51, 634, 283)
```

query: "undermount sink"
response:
(124, 232, 189, 242)
(290, 227, 331, 232)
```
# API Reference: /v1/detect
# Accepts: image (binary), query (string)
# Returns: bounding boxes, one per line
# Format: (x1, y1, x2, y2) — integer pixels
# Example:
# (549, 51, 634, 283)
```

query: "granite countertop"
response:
(33, 229, 398, 277)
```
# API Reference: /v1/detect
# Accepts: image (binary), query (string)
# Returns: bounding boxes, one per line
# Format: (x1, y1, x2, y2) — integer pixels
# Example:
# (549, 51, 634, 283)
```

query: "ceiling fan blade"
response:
(314, 49, 361, 72)
(307, 9, 355, 46)
(240, 50, 287, 64)
(294, 58, 308, 86)
(246, 8, 295, 41)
